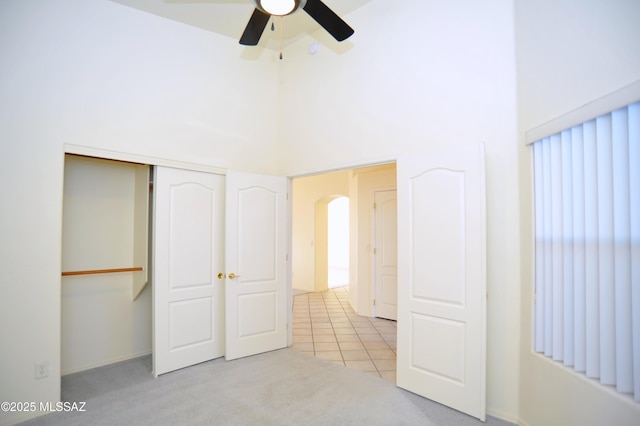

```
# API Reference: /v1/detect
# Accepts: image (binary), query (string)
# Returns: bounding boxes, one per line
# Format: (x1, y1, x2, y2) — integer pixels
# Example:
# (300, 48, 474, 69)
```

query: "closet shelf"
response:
(61, 267, 143, 277)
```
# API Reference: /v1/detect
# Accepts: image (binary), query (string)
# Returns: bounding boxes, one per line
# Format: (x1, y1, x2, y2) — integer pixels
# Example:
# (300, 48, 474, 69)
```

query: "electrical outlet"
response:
(35, 361, 49, 379)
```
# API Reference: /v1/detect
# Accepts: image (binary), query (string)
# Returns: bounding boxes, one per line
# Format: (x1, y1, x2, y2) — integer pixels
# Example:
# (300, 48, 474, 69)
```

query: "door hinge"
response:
(373, 299, 376, 306)
(373, 247, 377, 255)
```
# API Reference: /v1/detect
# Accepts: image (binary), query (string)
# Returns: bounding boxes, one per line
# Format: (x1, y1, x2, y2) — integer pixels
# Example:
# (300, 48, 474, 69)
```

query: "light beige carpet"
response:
(22, 348, 512, 426)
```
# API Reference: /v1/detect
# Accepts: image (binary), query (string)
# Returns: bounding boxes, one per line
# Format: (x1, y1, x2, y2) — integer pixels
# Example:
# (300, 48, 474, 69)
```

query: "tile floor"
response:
(291, 286, 397, 383)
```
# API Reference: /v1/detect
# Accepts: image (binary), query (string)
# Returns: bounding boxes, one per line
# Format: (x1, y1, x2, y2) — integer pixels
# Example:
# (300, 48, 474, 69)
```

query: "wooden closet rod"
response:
(61, 267, 143, 277)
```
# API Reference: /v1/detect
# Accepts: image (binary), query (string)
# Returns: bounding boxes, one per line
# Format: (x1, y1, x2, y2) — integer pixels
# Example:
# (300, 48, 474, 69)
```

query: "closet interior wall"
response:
(61, 155, 151, 375)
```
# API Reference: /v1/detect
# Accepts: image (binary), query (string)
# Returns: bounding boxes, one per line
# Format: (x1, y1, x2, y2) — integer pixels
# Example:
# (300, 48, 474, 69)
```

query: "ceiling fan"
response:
(239, 0, 354, 46)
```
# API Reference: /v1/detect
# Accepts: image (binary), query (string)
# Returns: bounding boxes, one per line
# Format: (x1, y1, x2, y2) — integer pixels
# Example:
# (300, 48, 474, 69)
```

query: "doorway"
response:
(61, 154, 151, 375)
(328, 196, 349, 289)
(290, 164, 398, 378)
(291, 163, 397, 316)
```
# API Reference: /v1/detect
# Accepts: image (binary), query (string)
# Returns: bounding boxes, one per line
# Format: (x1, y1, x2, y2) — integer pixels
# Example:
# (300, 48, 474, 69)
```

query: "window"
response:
(532, 101, 639, 402)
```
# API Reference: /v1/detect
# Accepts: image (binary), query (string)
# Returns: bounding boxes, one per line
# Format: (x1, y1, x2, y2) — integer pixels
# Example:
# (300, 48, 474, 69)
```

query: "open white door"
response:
(224, 171, 288, 361)
(396, 144, 487, 421)
(153, 166, 225, 376)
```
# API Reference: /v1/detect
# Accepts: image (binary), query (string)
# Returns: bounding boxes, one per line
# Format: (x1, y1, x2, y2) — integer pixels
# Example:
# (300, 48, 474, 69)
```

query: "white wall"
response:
(516, 0, 640, 425)
(0, 0, 278, 424)
(278, 0, 520, 420)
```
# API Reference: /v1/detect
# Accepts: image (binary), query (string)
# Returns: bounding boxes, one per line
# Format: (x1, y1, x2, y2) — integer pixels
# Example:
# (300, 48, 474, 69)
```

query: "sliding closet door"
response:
(153, 166, 225, 376)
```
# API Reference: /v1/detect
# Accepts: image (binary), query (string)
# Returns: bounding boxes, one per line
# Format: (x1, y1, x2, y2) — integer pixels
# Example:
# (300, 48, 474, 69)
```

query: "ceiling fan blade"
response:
(303, 0, 354, 42)
(239, 8, 270, 46)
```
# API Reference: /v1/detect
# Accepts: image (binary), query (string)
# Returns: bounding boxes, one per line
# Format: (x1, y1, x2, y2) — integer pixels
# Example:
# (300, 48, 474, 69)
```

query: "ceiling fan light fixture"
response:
(240, 0, 353, 46)
(258, 0, 297, 16)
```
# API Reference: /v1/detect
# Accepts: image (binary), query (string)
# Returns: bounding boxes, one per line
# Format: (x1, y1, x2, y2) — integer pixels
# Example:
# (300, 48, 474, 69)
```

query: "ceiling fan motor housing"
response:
(255, 0, 307, 16)
(240, 0, 353, 46)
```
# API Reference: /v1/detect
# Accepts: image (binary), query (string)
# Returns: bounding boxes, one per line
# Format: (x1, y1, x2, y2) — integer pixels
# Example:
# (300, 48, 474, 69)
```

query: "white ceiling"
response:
(109, 0, 371, 50)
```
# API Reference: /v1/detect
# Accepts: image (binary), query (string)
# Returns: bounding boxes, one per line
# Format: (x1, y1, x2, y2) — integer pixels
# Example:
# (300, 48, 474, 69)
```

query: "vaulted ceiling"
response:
(110, 0, 372, 50)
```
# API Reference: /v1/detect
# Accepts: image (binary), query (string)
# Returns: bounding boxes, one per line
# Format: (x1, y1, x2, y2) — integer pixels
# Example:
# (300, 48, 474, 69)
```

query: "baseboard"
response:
(486, 407, 521, 425)
(62, 350, 151, 376)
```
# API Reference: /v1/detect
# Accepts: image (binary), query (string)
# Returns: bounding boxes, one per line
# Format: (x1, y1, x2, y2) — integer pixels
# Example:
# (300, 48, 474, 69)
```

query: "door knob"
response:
(228, 273, 240, 279)
(217, 273, 225, 279)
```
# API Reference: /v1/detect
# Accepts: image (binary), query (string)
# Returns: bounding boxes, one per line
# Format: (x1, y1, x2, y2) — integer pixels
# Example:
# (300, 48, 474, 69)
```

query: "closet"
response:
(61, 153, 290, 377)
(61, 155, 151, 374)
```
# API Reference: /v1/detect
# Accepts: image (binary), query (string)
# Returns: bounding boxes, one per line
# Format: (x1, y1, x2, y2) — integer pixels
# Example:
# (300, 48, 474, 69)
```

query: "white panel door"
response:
(153, 167, 225, 376)
(374, 190, 398, 320)
(225, 171, 288, 361)
(396, 144, 486, 421)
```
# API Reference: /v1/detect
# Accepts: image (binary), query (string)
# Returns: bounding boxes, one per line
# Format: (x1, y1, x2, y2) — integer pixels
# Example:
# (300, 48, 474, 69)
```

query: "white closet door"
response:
(224, 171, 288, 361)
(153, 166, 225, 376)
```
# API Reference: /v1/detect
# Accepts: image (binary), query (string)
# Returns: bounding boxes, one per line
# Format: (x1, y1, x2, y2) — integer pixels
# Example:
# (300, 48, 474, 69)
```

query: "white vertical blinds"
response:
(533, 101, 640, 402)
